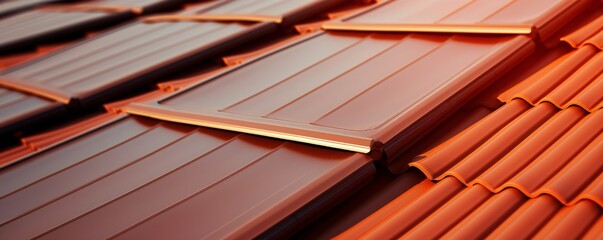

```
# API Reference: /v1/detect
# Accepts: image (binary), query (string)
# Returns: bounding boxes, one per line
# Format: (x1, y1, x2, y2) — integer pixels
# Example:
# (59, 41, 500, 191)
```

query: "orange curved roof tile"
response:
(339, 177, 603, 239)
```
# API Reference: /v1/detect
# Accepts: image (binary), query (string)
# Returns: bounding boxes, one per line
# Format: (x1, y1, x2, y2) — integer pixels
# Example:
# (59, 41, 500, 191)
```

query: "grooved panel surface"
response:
(0, 115, 370, 239)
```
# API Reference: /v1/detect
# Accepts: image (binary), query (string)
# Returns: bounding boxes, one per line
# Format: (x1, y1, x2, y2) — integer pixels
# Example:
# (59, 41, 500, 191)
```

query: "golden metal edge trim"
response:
(0, 78, 72, 104)
(143, 14, 283, 24)
(322, 22, 534, 34)
(123, 104, 372, 153)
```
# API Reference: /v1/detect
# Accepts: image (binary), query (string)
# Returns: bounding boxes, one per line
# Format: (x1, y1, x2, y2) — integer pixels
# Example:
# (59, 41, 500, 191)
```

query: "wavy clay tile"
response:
(338, 177, 603, 239)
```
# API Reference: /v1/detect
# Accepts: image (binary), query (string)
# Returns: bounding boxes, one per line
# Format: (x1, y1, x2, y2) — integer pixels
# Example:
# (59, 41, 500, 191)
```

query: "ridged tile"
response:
(0, 115, 370, 239)
(0, 0, 181, 52)
(339, 177, 603, 239)
(411, 100, 603, 206)
(0, 0, 348, 134)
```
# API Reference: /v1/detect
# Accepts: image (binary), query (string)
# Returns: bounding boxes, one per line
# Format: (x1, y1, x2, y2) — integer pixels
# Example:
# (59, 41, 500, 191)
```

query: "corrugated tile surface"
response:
(410, 100, 603, 206)
(0, 0, 182, 52)
(561, 11, 603, 49)
(499, 43, 603, 110)
(409, 17, 603, 206)
(337, 177, 603, 239)
(0, 115, 371, 239)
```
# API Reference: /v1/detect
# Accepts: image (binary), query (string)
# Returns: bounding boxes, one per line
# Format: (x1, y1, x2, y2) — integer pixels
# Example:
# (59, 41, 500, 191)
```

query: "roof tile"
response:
(0, 145, 32, 166)
(0, 115, 371, 239)
(0, 0, 182, 52)
(498, 45, 600, 106)
(339, 177, 602, 239)
(329, 0, 591, 38)
(410, 102, 603, 205)
(125, 30, 534, 154)
(561, 11, 603, 48)
(0, 0, 350, 134)
(340, 11, 603, 240)
(0, 0, 68, 18)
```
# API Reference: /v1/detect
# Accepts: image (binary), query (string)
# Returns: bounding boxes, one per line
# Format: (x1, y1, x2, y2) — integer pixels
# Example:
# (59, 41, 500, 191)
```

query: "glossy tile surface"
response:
(0, 0, 601, 239)
(0, 0, 345, 134)
(342, 0, 588, 39)
(335, 5, 603, 238)
(126, 30, 534, 154)
(0, 0, 181, 52)
(410, 21, 603, 206)
(123, 0, 588, 156)
(0, 115, 370, 239)
(338, 177, 603, 239)
(0, 0, 66, 18)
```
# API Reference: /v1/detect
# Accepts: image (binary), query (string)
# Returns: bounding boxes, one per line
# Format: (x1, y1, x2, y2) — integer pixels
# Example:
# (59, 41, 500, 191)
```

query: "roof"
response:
(123, 0, 589, 156)
(334, 4, 603, 239)
(337, 177, 603, 239)
(0, 0, 348, 135)
(0, 0, 68, 18)
(0, 114, 371, 239)
(0, 0, 601, 239)
(0, 0, 183, 52)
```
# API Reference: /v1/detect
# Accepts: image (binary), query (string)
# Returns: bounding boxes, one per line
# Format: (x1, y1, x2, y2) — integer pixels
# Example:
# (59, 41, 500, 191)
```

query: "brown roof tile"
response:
(0, 115, 371, 239)
(0, 0, 351, 134)
(124, 31, 534, 155)
(0, 88, 63, 134)
(1, 0, 601, 238)
(0, 0, 182, 52)
(0, 0, 68, 18)
(123, 0, 586, 157)
(325, 0, 592, 37)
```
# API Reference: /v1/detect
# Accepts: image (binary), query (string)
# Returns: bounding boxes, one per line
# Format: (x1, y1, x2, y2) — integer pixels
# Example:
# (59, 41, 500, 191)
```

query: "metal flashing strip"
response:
(123, 103, 374, 153)
(322, 22, 535, 35)
(143, 14, 283, 24)
(0, 77, 72, 104)
(38, 4, 144, 14)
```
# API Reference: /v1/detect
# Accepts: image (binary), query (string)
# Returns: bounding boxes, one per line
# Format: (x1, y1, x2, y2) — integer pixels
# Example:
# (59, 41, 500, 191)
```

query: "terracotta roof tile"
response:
(410, 101, 603, 206)
(333, 5, 603, 238)
(338, 177, 603, 239)
(402, 7, 603, 206)
(561, 11, 603, 49)
(499, 45, 603, 110)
